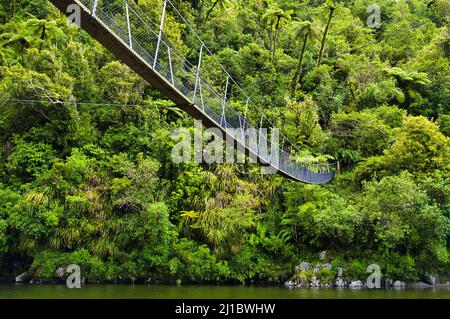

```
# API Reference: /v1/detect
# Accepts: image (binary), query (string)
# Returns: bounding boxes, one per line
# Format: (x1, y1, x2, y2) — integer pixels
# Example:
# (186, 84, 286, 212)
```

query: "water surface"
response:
(1, 284, 449, 299)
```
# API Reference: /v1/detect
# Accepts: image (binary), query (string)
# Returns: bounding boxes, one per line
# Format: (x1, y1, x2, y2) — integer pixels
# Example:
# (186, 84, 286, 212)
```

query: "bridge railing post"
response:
(192, 44, 203, 104)
(241, 97, 249, 142)
(268, 128, 275, 164)
(198, 77, 205, 111)
(220, 76, 229, 129)
(288, 145, 293, 175)
(280, 137, 287, 171)
(167, 46, 174, 85)
(154, 0, 168, 69)
(125, 1, 133, 49)
(92, 0, 98, 17)
(251, 124, 258, 155)
(238, 116, 243, 142)
(257, 115, 264, 156)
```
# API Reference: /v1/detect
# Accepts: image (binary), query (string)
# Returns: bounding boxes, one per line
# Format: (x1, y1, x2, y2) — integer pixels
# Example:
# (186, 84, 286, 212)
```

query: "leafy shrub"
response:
(318, 268, 335, 285)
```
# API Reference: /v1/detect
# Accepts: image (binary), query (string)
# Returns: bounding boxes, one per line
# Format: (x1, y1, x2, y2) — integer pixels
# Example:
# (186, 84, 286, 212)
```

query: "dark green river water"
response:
(1, 284, 450, 299)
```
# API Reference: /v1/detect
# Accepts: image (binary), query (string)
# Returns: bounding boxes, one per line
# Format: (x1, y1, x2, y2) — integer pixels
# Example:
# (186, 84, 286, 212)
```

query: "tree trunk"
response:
(194, 0, 204, 27)
(267, 28, 273, 53)
(290, 32, 309, 97)
(204, 0, 219, 23)
(317, 7, 335, 66)
(272, 17, 281, 64)
(39, 24, 46, 52)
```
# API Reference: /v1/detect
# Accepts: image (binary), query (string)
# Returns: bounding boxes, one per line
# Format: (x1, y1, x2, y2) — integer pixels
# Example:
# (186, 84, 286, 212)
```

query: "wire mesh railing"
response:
(73, 0, 334, 183)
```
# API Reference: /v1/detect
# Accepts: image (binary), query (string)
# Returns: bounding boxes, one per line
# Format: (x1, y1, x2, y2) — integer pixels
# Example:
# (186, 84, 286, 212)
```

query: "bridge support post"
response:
(257, 115, 264, 156)
(199, 78, 205, 111)
(92, 0, 98, 17)
(192, 44, 203, 104)
(154, 0, 168, 69)
(241, 97, 249, 142)
(125, 1, 132, 49)
(167, 47, 174, 85)
(220, 76, 229, 128)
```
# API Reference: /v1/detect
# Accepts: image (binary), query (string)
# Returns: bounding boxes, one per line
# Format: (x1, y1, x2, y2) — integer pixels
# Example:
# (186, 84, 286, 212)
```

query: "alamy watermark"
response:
(366, 263, 381, 288)
(367, 4, 382, 29)
(67, 4, 81, 27)
(66, 264, 82, 289)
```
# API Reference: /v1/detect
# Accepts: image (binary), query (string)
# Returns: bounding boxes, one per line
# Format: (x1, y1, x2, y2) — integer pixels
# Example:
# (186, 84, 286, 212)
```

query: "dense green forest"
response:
(0, 0, 449, 285)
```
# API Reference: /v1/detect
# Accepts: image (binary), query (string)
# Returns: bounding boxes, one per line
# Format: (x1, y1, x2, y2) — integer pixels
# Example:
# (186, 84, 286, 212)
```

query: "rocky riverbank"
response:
(9, 250, 450, 288)
(283, 251, 450, 289)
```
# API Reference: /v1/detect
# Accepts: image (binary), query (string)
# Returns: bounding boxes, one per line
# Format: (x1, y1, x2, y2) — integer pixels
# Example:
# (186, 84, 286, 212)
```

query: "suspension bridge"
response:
(49, 0, 335, 184)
